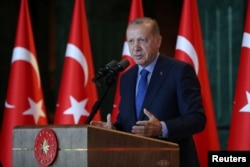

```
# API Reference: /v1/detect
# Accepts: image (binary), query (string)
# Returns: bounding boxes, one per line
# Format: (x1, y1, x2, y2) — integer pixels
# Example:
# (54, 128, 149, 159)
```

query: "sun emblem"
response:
(34, 128, 58, 166)
(41, 139, 50, 154)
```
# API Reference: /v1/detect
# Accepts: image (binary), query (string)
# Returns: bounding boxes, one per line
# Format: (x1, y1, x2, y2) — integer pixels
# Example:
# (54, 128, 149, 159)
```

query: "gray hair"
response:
(129, 17, 160, 35)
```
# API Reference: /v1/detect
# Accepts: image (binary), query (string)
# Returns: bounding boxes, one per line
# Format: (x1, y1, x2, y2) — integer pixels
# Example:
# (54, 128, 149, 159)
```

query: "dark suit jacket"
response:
(114, 55, 206, 167)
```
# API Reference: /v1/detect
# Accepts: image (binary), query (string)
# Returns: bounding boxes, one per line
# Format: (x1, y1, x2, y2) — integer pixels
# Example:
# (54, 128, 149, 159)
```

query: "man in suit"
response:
(91, 17, 206, 167)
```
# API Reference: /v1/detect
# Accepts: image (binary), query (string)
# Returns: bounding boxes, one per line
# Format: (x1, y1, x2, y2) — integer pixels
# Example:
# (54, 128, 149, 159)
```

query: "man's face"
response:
(126, 24, 162, 67)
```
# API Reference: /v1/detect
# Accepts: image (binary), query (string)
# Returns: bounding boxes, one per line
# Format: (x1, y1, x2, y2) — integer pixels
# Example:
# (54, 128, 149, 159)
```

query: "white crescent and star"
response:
(122, 41, 131, 57)
(238, 32, 250, 113)
(5, 101, 15, 108)
(6, 46, 46, 123)
(57, 43, 90, 123)
(176, 34, 250, 114)
(23, 97, 46, 124)
(242, 32, 250, 48)
(239, 91, 250, 113)
(65, 43, 89, 86)
(12, 46, 41, 87)
(176, 35, 199, 74)
(63, 96, 89, 124)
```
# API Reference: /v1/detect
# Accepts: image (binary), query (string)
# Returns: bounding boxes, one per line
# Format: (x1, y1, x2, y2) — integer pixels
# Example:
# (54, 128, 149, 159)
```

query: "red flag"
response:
(174, 0, 220, 166)
(228, 0, 250, 150)
(0, 0, 48, 166)
(54, 0, 100, 124)
(111, 0, 144, 122)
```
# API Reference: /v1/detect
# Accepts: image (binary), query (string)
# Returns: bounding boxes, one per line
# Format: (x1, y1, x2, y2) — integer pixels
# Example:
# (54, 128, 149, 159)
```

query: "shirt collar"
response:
(138, 53, 159, 74)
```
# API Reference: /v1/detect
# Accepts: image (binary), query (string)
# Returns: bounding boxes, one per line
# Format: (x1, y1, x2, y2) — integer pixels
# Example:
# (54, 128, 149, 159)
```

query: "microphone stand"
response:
(84, 74, 116, 124)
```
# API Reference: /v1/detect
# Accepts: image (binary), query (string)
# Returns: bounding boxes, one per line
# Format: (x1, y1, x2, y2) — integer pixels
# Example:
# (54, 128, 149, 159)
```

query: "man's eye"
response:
(128, 40, 134, 44)
(139, 38, 147, 43)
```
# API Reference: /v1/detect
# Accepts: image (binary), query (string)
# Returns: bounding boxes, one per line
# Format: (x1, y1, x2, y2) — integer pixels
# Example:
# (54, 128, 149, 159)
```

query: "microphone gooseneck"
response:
(86, 59, 130, 124)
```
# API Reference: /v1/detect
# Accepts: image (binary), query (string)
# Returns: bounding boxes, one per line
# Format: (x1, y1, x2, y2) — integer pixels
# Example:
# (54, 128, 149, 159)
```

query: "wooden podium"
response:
(13, 125, 179, 167)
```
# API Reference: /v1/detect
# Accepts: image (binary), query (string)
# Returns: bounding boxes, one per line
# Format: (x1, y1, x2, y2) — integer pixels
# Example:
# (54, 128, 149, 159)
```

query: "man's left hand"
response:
(131, 109, 162, 137)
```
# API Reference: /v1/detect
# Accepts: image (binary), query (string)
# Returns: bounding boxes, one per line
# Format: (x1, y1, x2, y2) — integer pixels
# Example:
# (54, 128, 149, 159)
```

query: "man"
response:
(91, 17, 206, 167)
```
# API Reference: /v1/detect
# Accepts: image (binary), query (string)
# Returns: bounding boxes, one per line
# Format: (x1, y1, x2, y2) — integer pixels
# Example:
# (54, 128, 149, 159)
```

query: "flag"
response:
(111, 0, 144, 122)
(54, 0, 100, 124)
(0, 0, 48, 166)
(228, 0, 250, 150)
(174, 0, 220, 166)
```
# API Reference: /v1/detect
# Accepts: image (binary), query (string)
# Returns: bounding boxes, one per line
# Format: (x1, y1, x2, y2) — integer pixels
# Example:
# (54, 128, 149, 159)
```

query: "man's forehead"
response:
(127, 26, 151, 37)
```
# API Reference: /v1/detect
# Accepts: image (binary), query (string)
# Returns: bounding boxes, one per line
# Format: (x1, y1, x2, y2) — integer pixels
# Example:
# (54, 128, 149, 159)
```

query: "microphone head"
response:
(93, 60, 117, 84)
(117, 59, 130, 71)
(105, 60, 117, 69)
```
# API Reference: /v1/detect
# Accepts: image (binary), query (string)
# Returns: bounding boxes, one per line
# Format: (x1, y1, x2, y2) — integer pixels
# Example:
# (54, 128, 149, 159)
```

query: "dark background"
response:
(0, 0, 248, 150)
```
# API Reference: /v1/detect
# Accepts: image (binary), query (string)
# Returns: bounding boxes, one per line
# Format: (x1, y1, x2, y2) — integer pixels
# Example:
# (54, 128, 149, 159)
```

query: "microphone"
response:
(92, 60, 117, 82)
(117, 59, 130, 71)
(92, 59, 130, 86)
(107, 59, 130, 75)
(102, 59, 129, 87)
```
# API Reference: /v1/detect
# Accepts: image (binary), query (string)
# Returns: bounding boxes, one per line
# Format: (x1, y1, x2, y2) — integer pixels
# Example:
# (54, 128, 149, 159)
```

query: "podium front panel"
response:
(13, 125, 179, 167)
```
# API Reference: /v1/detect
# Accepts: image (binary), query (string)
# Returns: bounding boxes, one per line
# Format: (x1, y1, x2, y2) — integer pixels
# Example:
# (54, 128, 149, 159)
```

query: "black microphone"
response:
(102, 59, 130, 86)
(107, 59, 130, 75)
(92, 60, 117, 82)
(117, 59, 130, 71)
(93, 59, 130, 87)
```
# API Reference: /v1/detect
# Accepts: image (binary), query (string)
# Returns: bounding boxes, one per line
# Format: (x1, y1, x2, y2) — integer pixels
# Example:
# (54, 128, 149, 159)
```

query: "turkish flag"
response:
(54, 0, 100, 124)
(0, 0, 48, 166)
(111, 0, 144, 122)
(174, 0, 220, 166)
(228, 0, 250, 150)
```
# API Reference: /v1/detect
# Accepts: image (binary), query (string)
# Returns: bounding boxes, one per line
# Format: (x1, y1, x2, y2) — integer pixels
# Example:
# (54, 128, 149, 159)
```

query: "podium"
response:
(13, 125, 179, 167)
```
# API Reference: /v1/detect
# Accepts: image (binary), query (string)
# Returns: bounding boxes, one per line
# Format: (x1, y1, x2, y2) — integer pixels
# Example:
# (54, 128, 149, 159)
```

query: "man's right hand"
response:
(90, 113, 113, 129)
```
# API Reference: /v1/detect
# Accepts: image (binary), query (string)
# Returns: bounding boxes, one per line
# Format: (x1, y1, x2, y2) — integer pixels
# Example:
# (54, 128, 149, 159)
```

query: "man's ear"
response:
(156, 35, 162, 47)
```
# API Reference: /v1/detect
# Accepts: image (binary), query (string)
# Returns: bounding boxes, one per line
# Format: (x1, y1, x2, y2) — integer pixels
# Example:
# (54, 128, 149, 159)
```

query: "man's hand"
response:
(131, 109, 162, 137)
(90, 114, 113, 129)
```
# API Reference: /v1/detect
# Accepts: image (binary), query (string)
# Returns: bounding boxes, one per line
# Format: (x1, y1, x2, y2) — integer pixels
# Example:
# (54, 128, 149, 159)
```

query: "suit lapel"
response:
(138, 55, 173, 120)
(126, 66, 139, 121)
